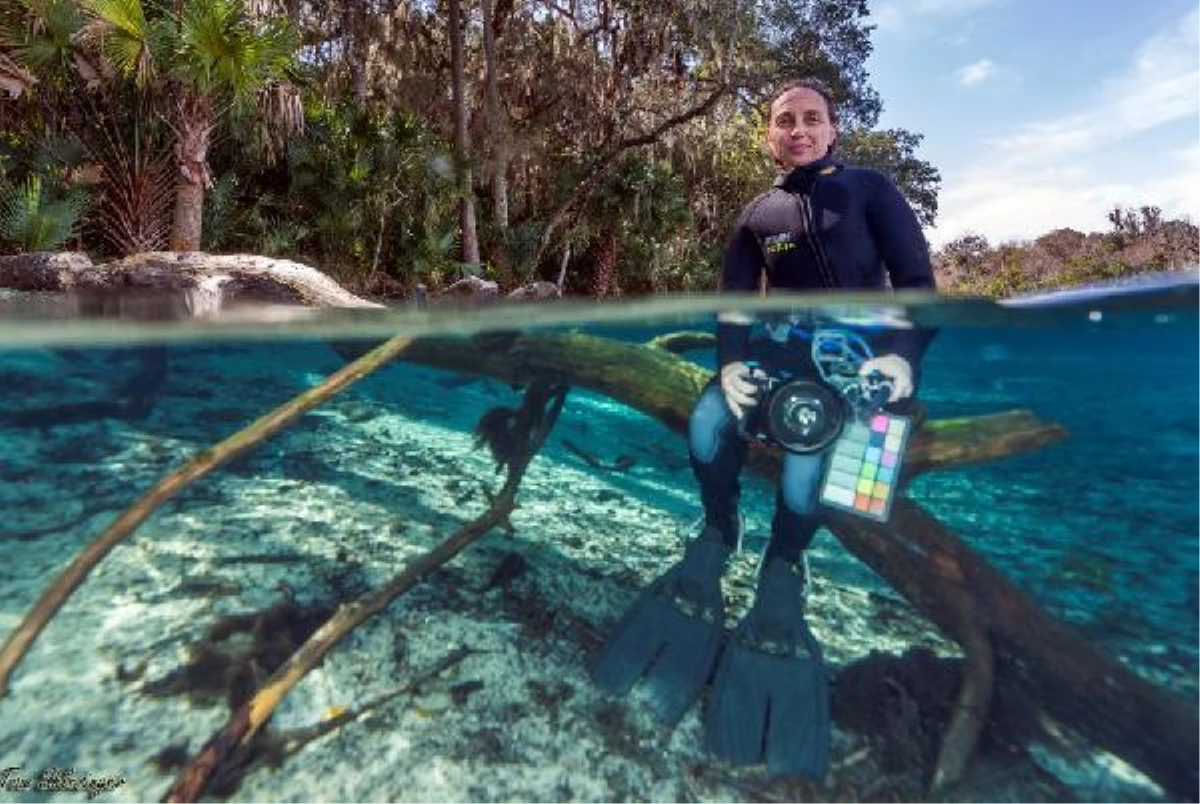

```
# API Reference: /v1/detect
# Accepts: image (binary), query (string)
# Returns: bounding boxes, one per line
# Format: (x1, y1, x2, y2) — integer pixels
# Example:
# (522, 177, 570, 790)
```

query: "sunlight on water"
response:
(0, 269, 1194, 803)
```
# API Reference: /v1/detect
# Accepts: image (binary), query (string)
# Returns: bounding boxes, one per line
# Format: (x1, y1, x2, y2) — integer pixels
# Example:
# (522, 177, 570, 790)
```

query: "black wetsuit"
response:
(715, 156, 937, 371)
(691, 156, 938, 561)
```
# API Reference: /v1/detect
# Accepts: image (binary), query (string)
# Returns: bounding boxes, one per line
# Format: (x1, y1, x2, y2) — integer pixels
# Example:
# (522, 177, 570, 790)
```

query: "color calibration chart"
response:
(819, 412, 911, 522)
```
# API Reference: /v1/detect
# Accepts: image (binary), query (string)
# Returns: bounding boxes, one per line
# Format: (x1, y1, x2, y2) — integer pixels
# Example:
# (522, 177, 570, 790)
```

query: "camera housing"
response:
(740, 367, 847, 454)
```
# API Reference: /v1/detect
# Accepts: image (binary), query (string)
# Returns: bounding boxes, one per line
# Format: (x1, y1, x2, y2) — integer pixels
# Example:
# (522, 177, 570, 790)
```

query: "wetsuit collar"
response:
(773, 157, 842, 191)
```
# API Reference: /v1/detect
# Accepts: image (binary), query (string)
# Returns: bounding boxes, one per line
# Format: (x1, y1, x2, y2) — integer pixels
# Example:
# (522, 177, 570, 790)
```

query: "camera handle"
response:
(811, 329, 893, 417)
(734, 360, 777, 445)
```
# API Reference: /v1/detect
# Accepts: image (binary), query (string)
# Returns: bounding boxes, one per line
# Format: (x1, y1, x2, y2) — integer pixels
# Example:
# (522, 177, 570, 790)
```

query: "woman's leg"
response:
(765, 451, 827, 565)
(688, 378, 747, 548)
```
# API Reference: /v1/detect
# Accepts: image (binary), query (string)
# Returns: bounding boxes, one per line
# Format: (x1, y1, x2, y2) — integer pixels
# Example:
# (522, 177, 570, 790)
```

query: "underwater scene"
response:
(0, 275, 1195, 804)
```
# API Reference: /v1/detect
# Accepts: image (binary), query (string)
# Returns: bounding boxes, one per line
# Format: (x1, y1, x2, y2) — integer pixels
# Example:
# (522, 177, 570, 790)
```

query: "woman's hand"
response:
(720, 362, 760, 419)
(858, 354, 913, 402)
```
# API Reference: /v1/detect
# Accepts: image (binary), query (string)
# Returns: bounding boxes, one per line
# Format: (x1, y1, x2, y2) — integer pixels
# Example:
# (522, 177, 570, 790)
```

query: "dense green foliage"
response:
(3, 0, 1190, 299)
(207, 101, 468, 290)
(0, 173, 88, 250)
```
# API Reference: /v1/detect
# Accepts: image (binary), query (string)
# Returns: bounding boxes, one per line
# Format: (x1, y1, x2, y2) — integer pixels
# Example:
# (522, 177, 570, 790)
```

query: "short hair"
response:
(769, 78, 839, 127)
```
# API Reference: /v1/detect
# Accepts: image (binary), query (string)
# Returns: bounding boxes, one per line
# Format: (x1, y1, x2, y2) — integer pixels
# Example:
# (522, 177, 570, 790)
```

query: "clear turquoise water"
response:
(0, 273, 1194, 802)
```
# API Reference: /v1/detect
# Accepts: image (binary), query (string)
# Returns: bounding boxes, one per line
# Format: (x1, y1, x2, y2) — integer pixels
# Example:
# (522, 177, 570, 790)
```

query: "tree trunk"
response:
(346, 1, 368, 109)
(591, 225, 618, 297)
(448, 0, 480, 266)
(168, 95, 214, 253)
(169, 181, 205, 252)
(481, 0, 509, 232)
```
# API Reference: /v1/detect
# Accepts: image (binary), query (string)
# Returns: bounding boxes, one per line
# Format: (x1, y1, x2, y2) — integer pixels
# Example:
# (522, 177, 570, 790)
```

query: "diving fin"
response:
(589, 528, 732, 725)
(704, 556, 831, 782)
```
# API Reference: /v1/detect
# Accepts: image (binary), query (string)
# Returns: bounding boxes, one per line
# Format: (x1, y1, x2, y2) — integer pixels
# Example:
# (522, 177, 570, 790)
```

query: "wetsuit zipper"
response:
(796, 192, 839, 288)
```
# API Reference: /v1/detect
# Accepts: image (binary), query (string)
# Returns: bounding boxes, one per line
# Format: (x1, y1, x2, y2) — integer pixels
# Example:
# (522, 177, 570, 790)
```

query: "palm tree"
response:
(76, 0, 302, 251)
(1, 0, 301, 253)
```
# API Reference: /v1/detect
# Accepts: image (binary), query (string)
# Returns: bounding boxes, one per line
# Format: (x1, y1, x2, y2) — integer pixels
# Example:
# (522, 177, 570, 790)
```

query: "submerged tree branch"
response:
(826, 502, 1198, 800)
(163, 381, 569, 803)
(930, 627, 995, 792)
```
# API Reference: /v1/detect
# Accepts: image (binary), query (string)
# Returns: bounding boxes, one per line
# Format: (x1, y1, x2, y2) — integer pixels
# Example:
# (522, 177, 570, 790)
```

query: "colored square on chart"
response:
(870, 498, 887, 515)
(856, 477, 874, 495)
(870, 415, 889, 432)
(829, 468, 859, 490)
(885, 432, 905, 452)
(862, 463, 878, 481)
(865, 446, 882, 464)
(881, 450, 898, 468)
(868, 431, 886, 449)
(855, 493, 871, 510)
(824, 484, 855, 507)
(827, 485, 856, 507)
(877, 465, 895, 484)
(873, 481, 891, 500)
(829, 454, 858, 475)
(842, 427, 869, 448)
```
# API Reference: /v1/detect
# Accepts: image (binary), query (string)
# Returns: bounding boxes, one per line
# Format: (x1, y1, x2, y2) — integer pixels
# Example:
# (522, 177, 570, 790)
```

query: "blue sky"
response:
(863, 0, 1199, 249)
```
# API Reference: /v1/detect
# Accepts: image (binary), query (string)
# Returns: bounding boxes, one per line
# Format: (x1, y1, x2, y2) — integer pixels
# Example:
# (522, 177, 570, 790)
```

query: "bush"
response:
(0, 176, 90, 253)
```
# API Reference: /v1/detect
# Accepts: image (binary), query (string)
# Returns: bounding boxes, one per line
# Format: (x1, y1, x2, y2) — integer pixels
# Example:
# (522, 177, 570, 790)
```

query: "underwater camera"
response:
(737, 362, 893, 454)
(735, 328, 913, 523)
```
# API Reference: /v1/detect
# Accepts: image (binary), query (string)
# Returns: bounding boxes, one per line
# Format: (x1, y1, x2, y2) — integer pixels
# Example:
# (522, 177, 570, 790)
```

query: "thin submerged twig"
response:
(197, 646, 475, 792)
(0, 333, 417, 698)
(163, 380, 569, 803)
(280, 646, 474, 756)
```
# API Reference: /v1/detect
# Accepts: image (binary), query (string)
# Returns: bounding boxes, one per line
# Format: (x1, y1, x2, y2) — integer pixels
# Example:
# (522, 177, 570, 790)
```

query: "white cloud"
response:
(931, 167, 1096, 247)
(988, 8, 1198, 165)
(1112, 8, 1200, 128)
(930, 144, 1199, 249)
(931, 9, 1200, 246)
(1156, 143, 1200, 222)
(956, 59, 995, 86)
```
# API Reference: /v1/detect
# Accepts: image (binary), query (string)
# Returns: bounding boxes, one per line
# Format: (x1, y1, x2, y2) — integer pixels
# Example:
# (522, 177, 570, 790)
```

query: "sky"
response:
(863, 0, 1200, 249)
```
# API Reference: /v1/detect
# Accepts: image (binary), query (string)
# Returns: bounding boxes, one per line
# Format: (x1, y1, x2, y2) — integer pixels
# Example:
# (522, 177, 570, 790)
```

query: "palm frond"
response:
(173, 0, 296, 102)
(71, 89, 175, 255)
(0, 52, 38, 98)
(79, 0, 152, 86)
(93, 141, 173, 254)
(175, 0, 241, 96)
(9, 0, 83, 76)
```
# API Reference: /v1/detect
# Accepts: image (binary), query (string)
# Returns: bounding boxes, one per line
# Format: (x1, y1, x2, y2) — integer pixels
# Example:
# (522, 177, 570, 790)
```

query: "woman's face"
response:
(766, 87, 836, 169)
